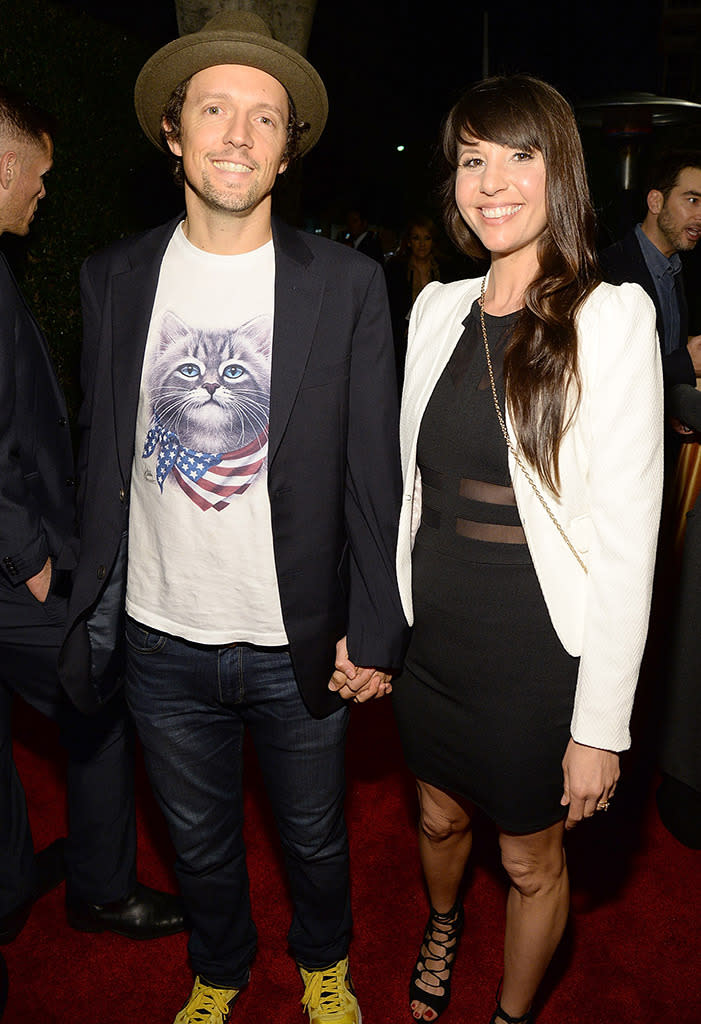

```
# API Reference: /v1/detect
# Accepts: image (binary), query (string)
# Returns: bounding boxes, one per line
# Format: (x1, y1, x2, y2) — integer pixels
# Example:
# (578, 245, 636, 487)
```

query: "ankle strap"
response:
(429, 901, 463, 923)
(493, 1004, 533, 1024)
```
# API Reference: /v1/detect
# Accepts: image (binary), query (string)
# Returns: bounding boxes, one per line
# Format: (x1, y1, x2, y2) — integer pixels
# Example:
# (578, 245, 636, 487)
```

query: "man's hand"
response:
(25, 557, 51, 603)
(668, 416, 697, 437)
(561, 737, 619, 829)
(328, 636, 393, 703)
(687, 334, 701, 376)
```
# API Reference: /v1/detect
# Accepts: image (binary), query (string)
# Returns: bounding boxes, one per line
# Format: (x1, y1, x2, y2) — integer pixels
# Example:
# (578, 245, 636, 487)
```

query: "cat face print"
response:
(148, 311, 271, 453)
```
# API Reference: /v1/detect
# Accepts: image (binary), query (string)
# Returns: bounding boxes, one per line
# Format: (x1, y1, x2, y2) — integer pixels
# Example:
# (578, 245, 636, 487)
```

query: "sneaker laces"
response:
(301, 960, 355, 1020)
(179, 978, 238, 1023)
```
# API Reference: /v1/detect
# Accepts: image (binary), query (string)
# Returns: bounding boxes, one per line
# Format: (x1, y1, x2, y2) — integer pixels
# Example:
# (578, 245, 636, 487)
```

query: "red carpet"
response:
(4, 696, 699, 1023)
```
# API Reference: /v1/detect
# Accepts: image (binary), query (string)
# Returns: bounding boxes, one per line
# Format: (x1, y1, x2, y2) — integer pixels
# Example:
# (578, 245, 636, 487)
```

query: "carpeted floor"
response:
(3, 695, 699, 1023)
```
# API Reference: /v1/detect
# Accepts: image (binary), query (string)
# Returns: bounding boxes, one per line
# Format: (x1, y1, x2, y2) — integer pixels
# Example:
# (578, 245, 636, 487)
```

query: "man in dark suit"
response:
(600, 150, 701, 393)
(0, 86, 183, 947)
(601, 152, 701, 844)
(345, 206, 385, 263)
(59, 13, 407, 1024)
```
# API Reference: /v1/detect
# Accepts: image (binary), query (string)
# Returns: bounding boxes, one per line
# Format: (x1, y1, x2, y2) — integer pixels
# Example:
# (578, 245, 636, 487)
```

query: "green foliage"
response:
(0, 0, 176, 411)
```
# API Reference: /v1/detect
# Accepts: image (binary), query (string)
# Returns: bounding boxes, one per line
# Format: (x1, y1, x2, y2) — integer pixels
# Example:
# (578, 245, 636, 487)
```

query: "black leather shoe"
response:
(0, 838, 66, 945)
(66, 881, 184, 940)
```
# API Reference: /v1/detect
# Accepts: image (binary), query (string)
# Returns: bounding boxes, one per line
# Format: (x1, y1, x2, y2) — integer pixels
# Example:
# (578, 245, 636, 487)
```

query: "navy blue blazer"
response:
(600, 228, 694, 387)
(0, 253, 76, 641)
(59, 217, 408, 716)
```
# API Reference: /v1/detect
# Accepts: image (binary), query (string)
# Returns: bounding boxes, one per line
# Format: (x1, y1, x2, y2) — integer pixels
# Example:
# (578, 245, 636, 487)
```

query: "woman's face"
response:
(454, 137, 547, 261)
(407, 226, 433, 261)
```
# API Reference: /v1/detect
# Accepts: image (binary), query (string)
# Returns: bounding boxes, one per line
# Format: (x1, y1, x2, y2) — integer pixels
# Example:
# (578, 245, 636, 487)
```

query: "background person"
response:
(393, 75, 663, 1024)
(385, 215, 442, 386)
(601, 151, 701, 838)
(0, 85, 182, 949)
(600, 149, 701, 391)
(344, 205, 385, 263)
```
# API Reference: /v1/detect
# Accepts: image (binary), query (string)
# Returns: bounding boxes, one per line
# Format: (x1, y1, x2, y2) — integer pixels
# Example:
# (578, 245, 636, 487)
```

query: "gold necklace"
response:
(478, 276, 587, 575)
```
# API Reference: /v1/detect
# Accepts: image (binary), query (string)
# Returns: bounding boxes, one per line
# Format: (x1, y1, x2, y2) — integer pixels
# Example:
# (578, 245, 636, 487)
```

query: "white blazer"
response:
(396, 278, 664, 751)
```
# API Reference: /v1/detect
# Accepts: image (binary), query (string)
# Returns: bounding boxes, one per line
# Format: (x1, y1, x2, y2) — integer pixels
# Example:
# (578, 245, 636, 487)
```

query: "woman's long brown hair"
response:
(440, 75, 600, 494)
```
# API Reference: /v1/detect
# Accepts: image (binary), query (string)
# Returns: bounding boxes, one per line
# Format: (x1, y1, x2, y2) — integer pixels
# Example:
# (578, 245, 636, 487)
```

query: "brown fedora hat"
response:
(134, 10, 328, 156)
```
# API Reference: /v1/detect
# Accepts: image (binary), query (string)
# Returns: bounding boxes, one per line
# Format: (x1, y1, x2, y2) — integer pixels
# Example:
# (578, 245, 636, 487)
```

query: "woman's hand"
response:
(327, 636, 393, 702)
(561, 738, 620, 829)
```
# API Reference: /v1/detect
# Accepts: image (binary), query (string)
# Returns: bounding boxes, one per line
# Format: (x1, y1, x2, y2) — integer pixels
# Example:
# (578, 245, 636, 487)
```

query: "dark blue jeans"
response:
(124, 618, 351, 988)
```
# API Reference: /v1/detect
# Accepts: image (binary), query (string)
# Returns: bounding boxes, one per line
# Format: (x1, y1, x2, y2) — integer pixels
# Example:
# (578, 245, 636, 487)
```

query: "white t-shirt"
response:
(125, 224, 287, 645)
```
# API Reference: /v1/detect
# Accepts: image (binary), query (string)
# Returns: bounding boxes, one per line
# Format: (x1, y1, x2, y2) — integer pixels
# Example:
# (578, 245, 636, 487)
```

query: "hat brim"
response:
(134, 30, 328, 156)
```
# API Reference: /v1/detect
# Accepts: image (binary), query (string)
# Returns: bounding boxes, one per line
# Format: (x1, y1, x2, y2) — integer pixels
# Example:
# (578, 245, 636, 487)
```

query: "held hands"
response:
(25, 557, 52, 603)
(561, 737, 620, 830)
(328, 636, 393, 703)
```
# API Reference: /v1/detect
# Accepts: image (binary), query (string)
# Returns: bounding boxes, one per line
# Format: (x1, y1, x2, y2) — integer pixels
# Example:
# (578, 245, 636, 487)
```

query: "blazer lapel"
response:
(110, 217, 181, 483)
(403, 278, 482, 465)
(268, 218, 324, 465)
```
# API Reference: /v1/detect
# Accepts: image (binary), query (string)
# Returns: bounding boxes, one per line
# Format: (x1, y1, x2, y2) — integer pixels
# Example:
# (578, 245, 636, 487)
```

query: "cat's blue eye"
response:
(223, 364, 244, 380)
(178, 363, 201, 378)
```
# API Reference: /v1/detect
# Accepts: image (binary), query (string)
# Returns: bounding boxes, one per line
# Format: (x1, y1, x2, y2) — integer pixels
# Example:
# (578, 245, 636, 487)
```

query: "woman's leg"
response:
(410, 779, 473, 1021)
(496, 820, 568, 1021)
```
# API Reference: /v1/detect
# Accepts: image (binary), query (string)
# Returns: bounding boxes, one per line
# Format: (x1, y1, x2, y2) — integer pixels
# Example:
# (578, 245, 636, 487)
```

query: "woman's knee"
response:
(499, 827, 566, 896)
(417, 781, 471, 843)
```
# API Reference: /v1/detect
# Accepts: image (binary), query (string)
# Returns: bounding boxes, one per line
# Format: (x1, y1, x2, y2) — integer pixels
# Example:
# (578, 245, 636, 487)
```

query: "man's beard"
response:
(658, 203, 698, 253)
(187, 167, 267, 216)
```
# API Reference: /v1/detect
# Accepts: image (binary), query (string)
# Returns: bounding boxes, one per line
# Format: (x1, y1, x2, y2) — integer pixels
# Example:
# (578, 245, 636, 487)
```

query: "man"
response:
(601, 152, 701, 844)
(345, 207, 385, 263)
(600, 150, 701, 392)
(59, 12, 407, 1024)
(0, 86, 183, 946)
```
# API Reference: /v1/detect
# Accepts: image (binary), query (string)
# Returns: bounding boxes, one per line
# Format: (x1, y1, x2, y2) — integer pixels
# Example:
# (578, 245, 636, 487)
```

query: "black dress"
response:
(393, 302, 578, 834)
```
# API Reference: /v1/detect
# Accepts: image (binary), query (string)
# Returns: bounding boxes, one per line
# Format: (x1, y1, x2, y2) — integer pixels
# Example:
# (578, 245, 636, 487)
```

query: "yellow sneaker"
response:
(173, 976, 240, 1023)
(299, 957, 361, 1023)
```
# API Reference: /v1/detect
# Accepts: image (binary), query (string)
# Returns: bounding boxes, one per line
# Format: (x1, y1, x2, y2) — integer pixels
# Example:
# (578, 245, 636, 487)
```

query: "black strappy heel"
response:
(489, 1006, 533, 1024)
(409, 902, 464, 1020)
(488, 981, 534, 1024)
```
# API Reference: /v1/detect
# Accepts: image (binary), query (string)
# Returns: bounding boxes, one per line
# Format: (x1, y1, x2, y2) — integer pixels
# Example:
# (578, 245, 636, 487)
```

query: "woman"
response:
(385, 216, 442, 385)
(393, 76, 663, 1024)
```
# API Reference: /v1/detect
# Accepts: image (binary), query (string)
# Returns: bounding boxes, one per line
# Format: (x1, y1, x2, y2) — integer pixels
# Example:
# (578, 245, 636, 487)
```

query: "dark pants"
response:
(124, 617, 351, 988)
(0, 587, 136, 916)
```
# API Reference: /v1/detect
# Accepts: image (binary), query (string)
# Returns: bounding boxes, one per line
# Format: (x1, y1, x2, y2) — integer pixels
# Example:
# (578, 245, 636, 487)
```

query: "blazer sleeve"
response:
(0, 268, 50, 584)
(667, 383, 701, 432)
(663, 346, 695, 387)
(344, 262, 409, 669)
(570, 283, 664, 750)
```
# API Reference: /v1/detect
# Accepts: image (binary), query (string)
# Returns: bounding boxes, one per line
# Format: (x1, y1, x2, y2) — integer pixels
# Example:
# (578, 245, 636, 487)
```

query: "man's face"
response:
(0, 133, 52, 236)
(166, 64, 289, 221)
(652, 166, 701, 256)
(346, 211, 365, 238)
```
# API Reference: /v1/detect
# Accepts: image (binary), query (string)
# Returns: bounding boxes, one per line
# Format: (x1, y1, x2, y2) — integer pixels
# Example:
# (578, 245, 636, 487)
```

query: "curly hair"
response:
(440, 74, 600, 494)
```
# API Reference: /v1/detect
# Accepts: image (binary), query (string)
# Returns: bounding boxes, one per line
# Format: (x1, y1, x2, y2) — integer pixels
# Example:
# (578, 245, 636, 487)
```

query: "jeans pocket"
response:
(125, 616, 167, 654)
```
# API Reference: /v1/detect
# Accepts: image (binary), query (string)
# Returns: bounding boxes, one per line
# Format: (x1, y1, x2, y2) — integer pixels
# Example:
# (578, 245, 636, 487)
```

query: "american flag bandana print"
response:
(142, 417, 268, 512)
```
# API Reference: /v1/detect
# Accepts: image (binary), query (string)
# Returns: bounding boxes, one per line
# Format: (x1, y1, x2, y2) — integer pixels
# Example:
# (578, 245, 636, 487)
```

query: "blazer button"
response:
(66, 476, 75, 487)
(97, 565, 106, 580)
(119, 488, 125, 502)
(58, 416, 67, 427)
